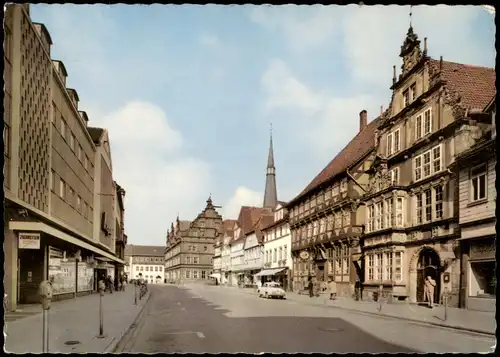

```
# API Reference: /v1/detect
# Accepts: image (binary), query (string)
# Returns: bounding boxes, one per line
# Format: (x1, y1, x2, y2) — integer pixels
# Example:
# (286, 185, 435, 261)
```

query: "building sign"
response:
(299, 250, 309, 261)
(470, 239, 496, 261)
(19, 233, 41, 249)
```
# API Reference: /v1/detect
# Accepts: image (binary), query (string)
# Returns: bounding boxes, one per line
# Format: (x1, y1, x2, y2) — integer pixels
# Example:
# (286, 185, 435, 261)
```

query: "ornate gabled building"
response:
(288, 111, 381, 297)
(361, 25, 496, 307)
(164, 196, 223, 283)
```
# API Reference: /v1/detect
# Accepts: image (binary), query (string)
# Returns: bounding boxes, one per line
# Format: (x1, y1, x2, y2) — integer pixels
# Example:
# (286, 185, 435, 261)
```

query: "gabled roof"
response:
(288, 116, 381, 206)
(221, 219, 237, 237)
(125, 244, 165, 257)
(430, 60, 496, 111)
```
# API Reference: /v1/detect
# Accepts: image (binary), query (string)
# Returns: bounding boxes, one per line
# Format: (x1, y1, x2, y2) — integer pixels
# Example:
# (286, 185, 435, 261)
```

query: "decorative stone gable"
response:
(400, 26, 423, 77)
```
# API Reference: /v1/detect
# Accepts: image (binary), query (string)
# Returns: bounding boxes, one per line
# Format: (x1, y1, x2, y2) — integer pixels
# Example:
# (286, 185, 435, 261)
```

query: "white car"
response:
(258, 282, 286, 299)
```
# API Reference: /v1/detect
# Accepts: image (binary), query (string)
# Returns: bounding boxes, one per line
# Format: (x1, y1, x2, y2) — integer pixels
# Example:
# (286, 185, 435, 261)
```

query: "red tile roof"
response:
(232, 206, 272, 242)
(289, 116, 381, 206)
(431, 59, 496, 111)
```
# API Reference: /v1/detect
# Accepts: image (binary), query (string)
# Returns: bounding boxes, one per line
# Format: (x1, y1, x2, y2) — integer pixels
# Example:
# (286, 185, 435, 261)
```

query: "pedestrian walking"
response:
(328, 278, 337, 300)
(106, 275, 114, 294)
(308, 276, 314, 298)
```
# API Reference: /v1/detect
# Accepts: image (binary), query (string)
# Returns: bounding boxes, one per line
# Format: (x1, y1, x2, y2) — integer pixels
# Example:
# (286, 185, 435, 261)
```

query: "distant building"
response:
(213, 220, 237, 284)
(124, 245, 165, 284)
(164, 197, 223, 283)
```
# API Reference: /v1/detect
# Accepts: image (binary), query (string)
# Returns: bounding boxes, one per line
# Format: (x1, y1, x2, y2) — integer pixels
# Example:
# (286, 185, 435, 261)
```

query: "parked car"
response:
(258, 282, 286, 299)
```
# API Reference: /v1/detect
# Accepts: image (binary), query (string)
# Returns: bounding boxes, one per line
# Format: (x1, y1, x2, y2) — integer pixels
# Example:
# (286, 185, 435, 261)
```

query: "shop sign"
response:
(19, 233, 41, 249)
(470, 240, 495, 260)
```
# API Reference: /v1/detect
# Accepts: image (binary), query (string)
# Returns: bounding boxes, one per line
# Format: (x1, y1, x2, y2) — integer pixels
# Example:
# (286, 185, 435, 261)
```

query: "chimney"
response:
(393, 65, 397, 84)
(439, 56, 443, 71)
(423, 37, 428, 55)
(359, 110, 367, 132)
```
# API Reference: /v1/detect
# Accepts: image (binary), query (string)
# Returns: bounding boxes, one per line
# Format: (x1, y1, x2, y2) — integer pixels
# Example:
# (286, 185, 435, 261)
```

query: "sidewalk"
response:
(220, 286, 496, 336)
(4, 286, 151, 353)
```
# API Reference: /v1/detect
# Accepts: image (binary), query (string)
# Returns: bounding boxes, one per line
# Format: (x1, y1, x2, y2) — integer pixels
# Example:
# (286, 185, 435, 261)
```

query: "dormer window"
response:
(403, 82, 417, 108)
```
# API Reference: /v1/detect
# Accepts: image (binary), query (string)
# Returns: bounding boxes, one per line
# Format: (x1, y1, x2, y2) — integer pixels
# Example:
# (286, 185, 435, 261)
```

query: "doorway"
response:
(416, 248, 441, 304)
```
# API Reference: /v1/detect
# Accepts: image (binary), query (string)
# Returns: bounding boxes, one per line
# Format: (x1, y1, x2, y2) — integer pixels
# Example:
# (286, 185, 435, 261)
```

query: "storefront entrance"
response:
(416, 248, 441, 304)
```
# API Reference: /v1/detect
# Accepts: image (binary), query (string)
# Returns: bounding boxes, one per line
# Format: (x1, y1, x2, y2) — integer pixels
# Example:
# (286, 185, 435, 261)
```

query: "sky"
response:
(30, 5, 496, 246)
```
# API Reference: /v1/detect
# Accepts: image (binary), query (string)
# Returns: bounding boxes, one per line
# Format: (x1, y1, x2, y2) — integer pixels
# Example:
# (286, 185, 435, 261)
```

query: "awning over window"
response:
(255, 268, 287, 277)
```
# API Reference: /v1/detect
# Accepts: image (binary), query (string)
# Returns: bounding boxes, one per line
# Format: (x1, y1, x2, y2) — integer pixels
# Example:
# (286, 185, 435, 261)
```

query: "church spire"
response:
(263, 123, 278, 209)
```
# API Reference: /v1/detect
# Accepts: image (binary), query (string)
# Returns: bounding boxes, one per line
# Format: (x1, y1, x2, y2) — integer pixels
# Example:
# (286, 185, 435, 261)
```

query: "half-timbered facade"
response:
(288, 110, 380, 297)
(164, 196, 223, 283)
(361, 26, 496, 307)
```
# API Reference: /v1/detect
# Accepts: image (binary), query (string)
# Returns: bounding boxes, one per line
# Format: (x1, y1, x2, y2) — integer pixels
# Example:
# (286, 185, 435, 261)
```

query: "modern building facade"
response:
(164, 197, 223, 283)
(288, 110, 380, 297)
(3, 4, 125, 311)
(124, 245, 165, 284)
(455, 100, 496, 312)
(259, 202, 292, 291)
(360, 26, 496, 306)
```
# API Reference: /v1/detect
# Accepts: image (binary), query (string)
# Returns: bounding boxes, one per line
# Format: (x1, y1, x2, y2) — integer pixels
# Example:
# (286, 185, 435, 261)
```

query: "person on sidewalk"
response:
(328, 278, 337, 300)
(106, 275, 114, 294)
(308, 276, 314, 298)
(424, 276, 436, 308)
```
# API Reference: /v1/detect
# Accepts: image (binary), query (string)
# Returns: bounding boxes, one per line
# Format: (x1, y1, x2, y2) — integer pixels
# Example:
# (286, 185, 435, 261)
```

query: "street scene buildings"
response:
(3, 4, 495, 354)
(3, 4, 127, 311)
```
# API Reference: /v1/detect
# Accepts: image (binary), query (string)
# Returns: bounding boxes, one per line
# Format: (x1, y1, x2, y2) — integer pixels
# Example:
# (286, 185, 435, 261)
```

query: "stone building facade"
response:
(360, 26, 496, 307)
(212, 219, 237, 284)
(164, 197, 223, 283)
(3, 4, 124, 311)
(288, 110, 380, 297)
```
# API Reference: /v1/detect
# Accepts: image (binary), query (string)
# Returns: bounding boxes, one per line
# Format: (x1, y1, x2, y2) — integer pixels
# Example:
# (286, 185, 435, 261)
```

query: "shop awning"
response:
(9, 221, 125, 265)
(209, 273, 221, 279)
(255, 268, 287, 277)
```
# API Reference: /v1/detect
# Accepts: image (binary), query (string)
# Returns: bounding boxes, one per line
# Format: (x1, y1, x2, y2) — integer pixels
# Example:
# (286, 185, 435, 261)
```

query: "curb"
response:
(287, 296, 495, 337)
(104, 291, 153, 353)
(233, 288, 494, 337)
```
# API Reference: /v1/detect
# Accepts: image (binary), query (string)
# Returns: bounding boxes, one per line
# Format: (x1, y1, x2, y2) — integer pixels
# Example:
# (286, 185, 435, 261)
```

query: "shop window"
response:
(470, 261, 496, 297)
(201, 271, 206, 279)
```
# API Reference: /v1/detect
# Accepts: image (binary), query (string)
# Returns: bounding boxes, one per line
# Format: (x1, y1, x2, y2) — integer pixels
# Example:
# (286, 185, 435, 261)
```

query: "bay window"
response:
(365, 251, 403, 282)
(470, 164, 487, 202)
(396, 197, 404, 227)
(414, 144, 442, 181)
(384, 198, 393, 228)
(367, 205, 374, 232)
(375, 202, 383, 230)
(384, 252, 393, 280)
(415, 185, 444, 225)
(394, 252, 403, 281)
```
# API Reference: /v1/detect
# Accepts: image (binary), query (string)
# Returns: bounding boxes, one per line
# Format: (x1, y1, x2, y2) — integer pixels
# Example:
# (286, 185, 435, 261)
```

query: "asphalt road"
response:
(123, 284, 495, 354)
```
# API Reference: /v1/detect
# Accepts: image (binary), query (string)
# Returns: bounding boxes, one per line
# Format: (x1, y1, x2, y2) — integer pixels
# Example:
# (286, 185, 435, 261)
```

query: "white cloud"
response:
(199, 32, 221, 48)
(224, 186, 263, 219)
(88, 101, 211, 245)
(261, 59, 378, 155)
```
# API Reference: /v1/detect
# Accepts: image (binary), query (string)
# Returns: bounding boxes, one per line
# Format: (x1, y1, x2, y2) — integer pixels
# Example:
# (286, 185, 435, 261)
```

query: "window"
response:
(77, 145, 83, 161)
(334, 246, 341, 275)
(410, 83, 417, 102)
(471, 164, 487, 202)
(403, 88, 410, 108)
(342, 210, 350, 227)
(367, 255, 374, 281)
(375, 253, 383, 281)
(279, 247, 283, 261)
(186, 256, 191, 264)
(284, 245, 287, 260)
(319, 218, 326, 233)
(273, 249, 277, 262)
(416, 108, 432, 140)
(84, 155, 89, 170)
(201, 271, 206, 279)
(340, 179, 348, 192)
(434, 185, 443, 219)
(394, 252, 403, 281)
(334, 212, 341, 228)
(396, 197, 404, 227)
(367, 206, 374, 233)
(332, 185, 339, 197)
(193, 270, 199, 279)
(155, 266, 158, 272)
(375, 202, 383, 230)
(145, 266, 149, 271)
(469, 261, 495, 297)
(68, 187, 74, 205)
(204, 246, 208, 252)
(69, 132, 75, 151)
(193, 257, 199, 264)
(59, 179, 66, 199)
(414, 145, 442, 181)
(4, 125, 10, 157)
(424, 188, 432, 222)
(384, 198, 392, 228)
(185, 270, 191, 279)
(307, 223, 312, 237)
(390, 167, 399, 185)
(60, 118, 66, 139)
(327, 215, 334, 231)
(385, 252, 393, 281)
(387, 129, 400, 156)
(50, 170, 56, 191)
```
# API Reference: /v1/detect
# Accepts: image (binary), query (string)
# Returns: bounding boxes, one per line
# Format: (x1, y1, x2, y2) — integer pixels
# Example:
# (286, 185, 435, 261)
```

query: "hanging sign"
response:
(19, 233, 41, 249)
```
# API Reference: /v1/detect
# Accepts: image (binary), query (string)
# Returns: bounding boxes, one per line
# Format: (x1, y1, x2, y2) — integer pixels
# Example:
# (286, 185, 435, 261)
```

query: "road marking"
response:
(162, 331, 206, 339)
